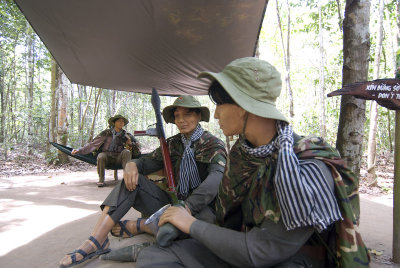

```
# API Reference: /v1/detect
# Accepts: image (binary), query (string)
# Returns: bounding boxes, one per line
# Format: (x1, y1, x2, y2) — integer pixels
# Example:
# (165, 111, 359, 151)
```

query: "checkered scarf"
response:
(178, 124, 204, 199)
(242, 121, 341, 232)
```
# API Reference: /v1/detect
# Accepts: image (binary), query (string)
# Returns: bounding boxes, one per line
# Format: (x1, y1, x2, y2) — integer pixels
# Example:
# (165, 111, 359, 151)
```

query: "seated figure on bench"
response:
(71, 114, 141, 187)
(59, 96, 227, 268)
(135, 58, 370, 268)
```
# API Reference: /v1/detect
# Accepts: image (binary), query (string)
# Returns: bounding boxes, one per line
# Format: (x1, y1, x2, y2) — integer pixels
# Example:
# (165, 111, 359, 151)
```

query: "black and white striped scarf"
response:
(242, 121, 341, 232)
(178, 124, 204, 199)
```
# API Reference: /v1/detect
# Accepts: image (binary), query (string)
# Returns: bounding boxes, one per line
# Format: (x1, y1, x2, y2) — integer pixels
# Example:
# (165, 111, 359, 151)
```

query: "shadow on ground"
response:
(0, 168, 399, 267)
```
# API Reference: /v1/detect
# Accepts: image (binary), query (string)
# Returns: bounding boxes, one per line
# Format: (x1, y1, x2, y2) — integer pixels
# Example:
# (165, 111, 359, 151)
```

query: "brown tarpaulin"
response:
(14, 0, 268, 95)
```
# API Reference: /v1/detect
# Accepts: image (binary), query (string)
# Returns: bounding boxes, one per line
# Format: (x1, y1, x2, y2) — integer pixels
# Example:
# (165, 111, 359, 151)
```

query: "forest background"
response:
(0, 0, 398, 190)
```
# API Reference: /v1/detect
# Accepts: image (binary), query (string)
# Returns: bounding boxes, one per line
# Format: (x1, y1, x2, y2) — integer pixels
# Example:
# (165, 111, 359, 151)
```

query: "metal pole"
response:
(393, 110, 400, 263)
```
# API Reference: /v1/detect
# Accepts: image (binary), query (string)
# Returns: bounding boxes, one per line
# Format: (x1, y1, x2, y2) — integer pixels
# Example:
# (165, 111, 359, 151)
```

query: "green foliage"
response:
(0, 0, 397, 165)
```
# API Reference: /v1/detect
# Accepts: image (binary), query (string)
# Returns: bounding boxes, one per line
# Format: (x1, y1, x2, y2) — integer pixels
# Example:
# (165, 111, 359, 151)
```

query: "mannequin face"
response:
(174, 107, 201, 137)
(214, 104, 246, 136)
(113, 118, 125, 131)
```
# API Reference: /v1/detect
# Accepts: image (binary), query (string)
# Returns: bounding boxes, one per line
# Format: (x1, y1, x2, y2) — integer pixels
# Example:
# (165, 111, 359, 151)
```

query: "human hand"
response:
(123, 162, 139, 191)
(184, 203, 192, 215)
(125, 135, 132, 145)
(158, 206, 196, 234)
(71, 149, 78, 155)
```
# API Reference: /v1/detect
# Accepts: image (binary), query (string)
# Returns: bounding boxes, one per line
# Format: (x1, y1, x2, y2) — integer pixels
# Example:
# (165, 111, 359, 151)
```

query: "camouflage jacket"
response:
(215, 134, 369, 267)
(149, 131, 227, 194)
(77, 128, 141, 158)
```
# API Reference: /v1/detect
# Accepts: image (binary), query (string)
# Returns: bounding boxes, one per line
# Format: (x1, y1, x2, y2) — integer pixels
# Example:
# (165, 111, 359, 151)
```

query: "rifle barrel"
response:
(151, 88, 177, 192)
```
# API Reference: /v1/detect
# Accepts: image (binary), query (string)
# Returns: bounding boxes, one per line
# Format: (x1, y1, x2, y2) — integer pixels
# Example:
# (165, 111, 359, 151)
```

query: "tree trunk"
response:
(9, 40, 17, 145)
(392, 0, 400, 263)
(0, 43, 4, 144)
(336, 0, 371, 176)
(275, 0, 294, 118)
(394, 111, 400, 263)
(142, 93, 145, 130)
(69, 84, 74, 137)
(366, 0, 384, 186)
(388, 110, 393, 153)
(77, 85, 84, 146)
(81, 86, 93, 146)
(318, 0, 326, 138)
(335, 0, 343, 30)
(88, 88, 103, 142)
(56, 66, 70, 164)
(111, 90, 116, 116)
(367, 101, 378, 184)
(26, 21, 34, 155)
(45, 58, 58, 160)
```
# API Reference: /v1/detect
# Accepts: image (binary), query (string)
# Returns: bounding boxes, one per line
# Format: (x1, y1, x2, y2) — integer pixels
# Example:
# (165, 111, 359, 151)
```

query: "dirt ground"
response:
(0, 168, 154, 268)
(0, 151, 399, 267)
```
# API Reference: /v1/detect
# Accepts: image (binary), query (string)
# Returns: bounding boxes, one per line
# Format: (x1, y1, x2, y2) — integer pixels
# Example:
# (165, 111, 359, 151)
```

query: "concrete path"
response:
(359, 193, 399, 267)
(0, 168, 398, 267)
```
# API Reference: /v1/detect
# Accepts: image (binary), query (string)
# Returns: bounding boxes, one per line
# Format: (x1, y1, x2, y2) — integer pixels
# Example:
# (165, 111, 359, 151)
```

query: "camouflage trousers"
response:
(96, 149, 131, 183)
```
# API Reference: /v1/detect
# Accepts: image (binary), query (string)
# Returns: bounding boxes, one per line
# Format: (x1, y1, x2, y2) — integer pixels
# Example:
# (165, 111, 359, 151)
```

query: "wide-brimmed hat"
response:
(108, 114, 129, 126)
(198, 57, 288, 123)
(162, 95, 210, 124)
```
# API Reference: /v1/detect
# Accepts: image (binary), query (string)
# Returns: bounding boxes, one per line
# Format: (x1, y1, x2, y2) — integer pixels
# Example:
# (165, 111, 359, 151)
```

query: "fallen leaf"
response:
(368, 249, 383, 256)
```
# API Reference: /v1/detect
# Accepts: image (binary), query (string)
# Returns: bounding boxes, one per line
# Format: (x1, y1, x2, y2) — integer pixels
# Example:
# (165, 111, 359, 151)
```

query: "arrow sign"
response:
(327, 78, 400, 110)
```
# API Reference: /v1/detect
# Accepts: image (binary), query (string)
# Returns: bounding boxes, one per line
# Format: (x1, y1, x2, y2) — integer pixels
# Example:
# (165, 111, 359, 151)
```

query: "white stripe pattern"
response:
(242, 121, 341, 232)
(178, 124, 204, 199)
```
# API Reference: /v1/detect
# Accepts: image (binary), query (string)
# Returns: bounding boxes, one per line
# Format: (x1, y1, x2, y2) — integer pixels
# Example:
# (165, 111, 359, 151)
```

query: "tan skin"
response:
(59, 107, 200, 267)
(158, 103, 278, 234)
(71, 118, 131, 155)
(113, 107, 199, 235)
(123, 107, 201, 191)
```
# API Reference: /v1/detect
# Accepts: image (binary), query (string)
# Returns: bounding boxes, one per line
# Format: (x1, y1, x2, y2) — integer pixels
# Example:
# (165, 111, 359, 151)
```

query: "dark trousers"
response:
(101, 174, 171, 223)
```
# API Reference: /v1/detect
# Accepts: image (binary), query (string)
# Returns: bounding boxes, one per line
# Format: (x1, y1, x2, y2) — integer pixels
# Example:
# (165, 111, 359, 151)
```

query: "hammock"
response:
(50, 142, 122, 170)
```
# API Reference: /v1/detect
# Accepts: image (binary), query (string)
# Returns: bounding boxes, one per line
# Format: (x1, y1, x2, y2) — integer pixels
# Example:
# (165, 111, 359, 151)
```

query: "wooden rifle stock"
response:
(151, 88, 176, 193)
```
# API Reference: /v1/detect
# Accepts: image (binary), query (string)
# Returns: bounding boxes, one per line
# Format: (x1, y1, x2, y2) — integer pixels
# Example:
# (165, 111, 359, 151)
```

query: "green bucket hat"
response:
(108, 114, 129, 126)
(198, 57, 288, 123)
(162, 95, 210, 124)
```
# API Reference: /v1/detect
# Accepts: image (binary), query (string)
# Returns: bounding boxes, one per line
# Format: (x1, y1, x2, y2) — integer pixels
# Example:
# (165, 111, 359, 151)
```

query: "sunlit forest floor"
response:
(0, 144, 395, 194)
(359, 152, 395, 196)
(0, 142, 159, 177)
(0, 144, 398, 267)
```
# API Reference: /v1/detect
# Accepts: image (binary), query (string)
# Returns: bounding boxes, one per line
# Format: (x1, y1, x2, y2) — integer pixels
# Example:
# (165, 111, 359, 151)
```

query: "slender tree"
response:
(367, 0, 385, 186)
(56, 66, 70, 164)
(0, 46, 4, 144)
(45, 58, 58, 159)
(318, 0, 327, 138)
(336, 0, 343, 30)
(26, 21, 35, 155)
(87, 88, 103, 142)
(80, 86, 93, 146)
(111, 90, 116, 116)
(392, 0, 400, 263)
(77, 84, 84, 146)
(275, 0, 294, 118)
(69, 84, 74, 136)
(336, 0, 371, 176)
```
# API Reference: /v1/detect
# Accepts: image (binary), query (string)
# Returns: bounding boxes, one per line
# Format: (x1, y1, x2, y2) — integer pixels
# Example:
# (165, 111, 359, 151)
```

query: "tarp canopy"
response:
(14, 0, 268, 95)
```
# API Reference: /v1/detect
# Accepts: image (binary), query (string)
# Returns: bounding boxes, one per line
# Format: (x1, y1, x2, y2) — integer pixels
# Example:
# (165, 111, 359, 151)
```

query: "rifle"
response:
(150, 88, 177, 193)
(147, 88, 182, 247)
